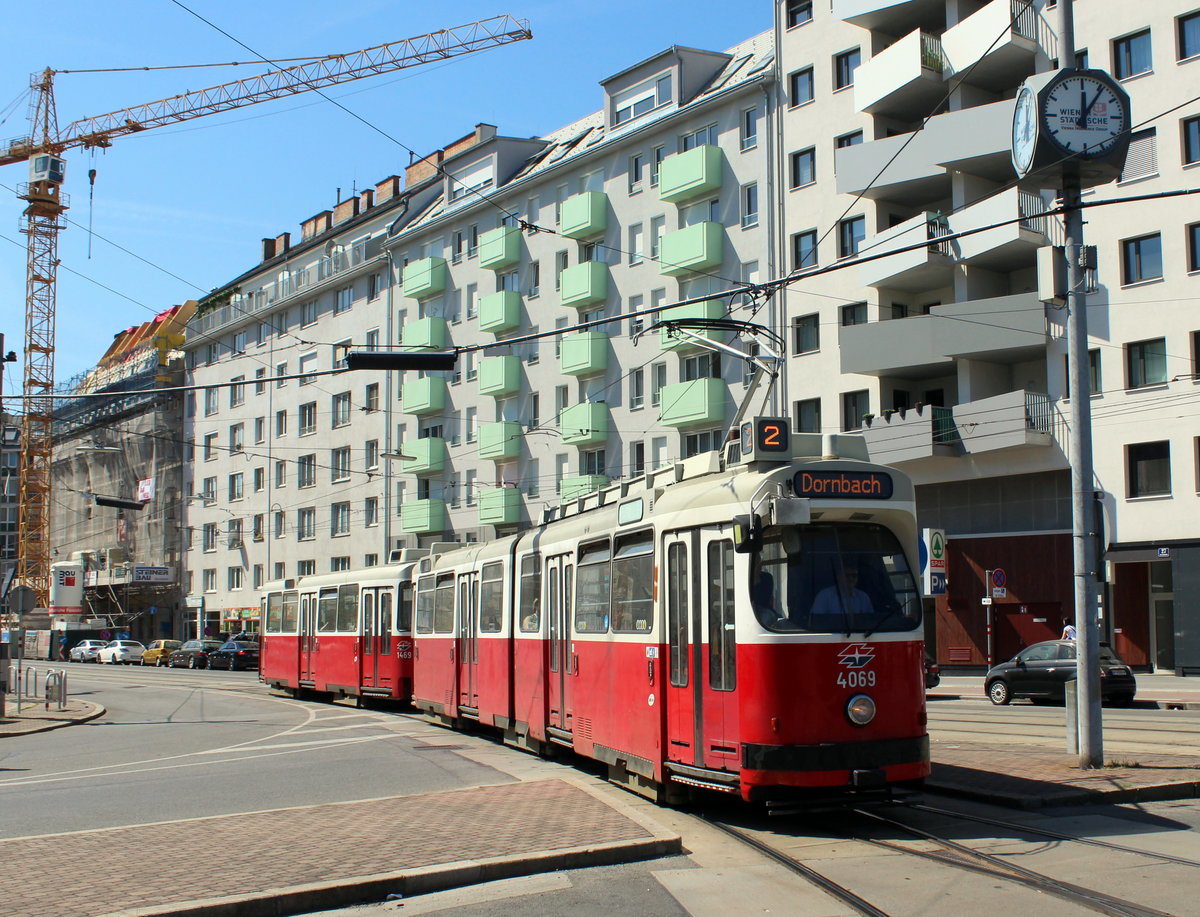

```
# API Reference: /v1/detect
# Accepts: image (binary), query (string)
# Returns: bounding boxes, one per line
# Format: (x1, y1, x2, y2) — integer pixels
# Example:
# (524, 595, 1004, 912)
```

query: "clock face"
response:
(1011, 86, 1038, 174)
(1042, 73, 1127, 158)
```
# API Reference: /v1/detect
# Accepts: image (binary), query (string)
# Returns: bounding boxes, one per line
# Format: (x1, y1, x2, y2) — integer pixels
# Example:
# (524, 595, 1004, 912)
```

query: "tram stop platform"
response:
(1, 684, 1199, 917)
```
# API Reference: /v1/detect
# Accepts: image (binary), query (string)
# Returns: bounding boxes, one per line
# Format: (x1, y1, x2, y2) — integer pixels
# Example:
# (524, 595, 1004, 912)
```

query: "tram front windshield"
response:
(750, 522, 920, 634)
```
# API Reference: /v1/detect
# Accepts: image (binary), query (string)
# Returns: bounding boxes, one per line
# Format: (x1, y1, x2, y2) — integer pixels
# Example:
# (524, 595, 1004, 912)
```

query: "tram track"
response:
(700, 805, 1182, 917)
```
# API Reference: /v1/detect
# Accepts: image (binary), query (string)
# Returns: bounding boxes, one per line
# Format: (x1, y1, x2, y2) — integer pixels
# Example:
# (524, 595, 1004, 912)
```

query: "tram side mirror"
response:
(732, 514, 762, 554)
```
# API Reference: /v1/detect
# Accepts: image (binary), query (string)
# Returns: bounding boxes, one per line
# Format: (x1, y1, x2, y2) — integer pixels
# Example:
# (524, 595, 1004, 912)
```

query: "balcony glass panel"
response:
(659, 378, 726, 427)
(402, 257, 447, 299)
(559, 403, 609, 446)
(478, 225, 522, 270)
(659, 222, 724, 277)
(559, 332, 609, 376)
(478, 421, 522, 460)
(478, 290, 522, 334)
(479, 487, 523, 525)
(400, 499, 446, 534)
(400, 376, 447, 415)
(659, 299, 726, 350)
(560, 191, 609, 240)
(560, 261, 608, 308)
(401, 316, 448, 350)
(400, 437, 446, 475)
(659, 145, 724, 204)
(477, 355, 521, 396)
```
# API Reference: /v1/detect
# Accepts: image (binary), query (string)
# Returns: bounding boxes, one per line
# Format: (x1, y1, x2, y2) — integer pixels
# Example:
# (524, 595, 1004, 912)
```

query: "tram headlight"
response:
(845, 694, 876, 727)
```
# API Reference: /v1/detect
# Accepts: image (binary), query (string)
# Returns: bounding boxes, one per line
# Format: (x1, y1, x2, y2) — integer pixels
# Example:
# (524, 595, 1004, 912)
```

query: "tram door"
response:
(663, 530, 740, 771)
(456, 572, 479, 710)
(359, 588, 394, 691)
(299, 592, 317, 682)
(545, 554, 575, 732)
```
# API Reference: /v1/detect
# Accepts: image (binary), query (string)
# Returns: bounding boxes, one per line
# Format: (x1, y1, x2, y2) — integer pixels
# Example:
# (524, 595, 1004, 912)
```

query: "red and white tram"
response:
(259, 551, 422, 700)
(410, 424, 930, 804)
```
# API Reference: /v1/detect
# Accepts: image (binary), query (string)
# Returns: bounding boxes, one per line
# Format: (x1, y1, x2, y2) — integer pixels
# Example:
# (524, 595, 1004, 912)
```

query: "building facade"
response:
(178, 0, 1200, 671)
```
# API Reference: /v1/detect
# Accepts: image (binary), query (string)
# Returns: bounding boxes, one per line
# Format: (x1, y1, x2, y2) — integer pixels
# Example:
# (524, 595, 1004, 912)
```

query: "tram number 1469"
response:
(837, 670, 877, 688)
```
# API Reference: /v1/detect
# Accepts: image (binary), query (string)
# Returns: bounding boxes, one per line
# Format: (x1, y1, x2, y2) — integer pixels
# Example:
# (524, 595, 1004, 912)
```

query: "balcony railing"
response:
(921, 32, 944, 72)
(931, 406, 959, 444)
(1017, 191, 1063, 245)
(1024, 391, 1052, 434)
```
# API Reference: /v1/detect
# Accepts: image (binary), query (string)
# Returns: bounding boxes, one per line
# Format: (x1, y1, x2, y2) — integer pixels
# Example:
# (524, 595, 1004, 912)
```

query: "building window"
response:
(297, 508, 315, 540)
(331, 392, 352, 427)
(1120, 128, 1157, 181)
(1126, 338, 1167, 388)
(1183, 116, 1200, 165)
(680, 124, 717, 151)
(299, 402, 317, 435)
(650, 145, 665, 187)
(1127, 441, 1170, 497)
(836, 130, 863, 148)
(792, 229, 818, 270)
(786, 0, 813, 28)
(629, 441, 645, 477)
(254, 367, 266, 394)
(1065, 349, 1102, 396)
(202, 569, 216, 592)
(275, 460, 286, 488)
(628, 223, 644, 265)
(794, 398, 821, 433)
(301, 300, 318, 326)
(582, 449, 606, 476)
(202, 523, 218, 552)
(793, 314, 819, 353)
(788, 67, 814, 107)
(841, 302, 867, 326)
(841, 390, 869, 430)
(331, 502, 350, 536)
(834, 48, 861, 90)
(612, 72, 672, 126)
(228, 473, 243, 501)
(275, 410, 287, 438)
(298, 351, 318, 384)
(365, 497, 379, 528)
(740, 106, 759, 150)
(331, 557, 351, 572)
(1181, 11, 1200, 60)
(630, 369, 645, 410)
(298, 454, 317, 488)
(297, 560, 316, 576)
(740, 183, 759, 228)
(253, 416, 265, 444)
(230, 376, 245, 407)
(1121, 233, 1162, 284)
(364, 382, 379, 413)
(331, 447, 351, 482)
(790, 148, 815, 188)
(275, 362, 287, 388)
(203, 432, 218, 461)
(204, 387, 218, 416)
(365, 439, 379, 470)
(682, 353, 719, 381)
(651, 362, 667, 407)
(629, 152, 645, 191)
(274, 511, 285, 539)
(228, 567, 243, 591)
(683, 429, 721, 458)
(253, 466, 265, 492)
(368, 272, 383, 300)
(1188, 222, 1200, 272)
(335, 286, 353, 314)
(838, 216, 865, 258)
(1113, 29, 1152, 79)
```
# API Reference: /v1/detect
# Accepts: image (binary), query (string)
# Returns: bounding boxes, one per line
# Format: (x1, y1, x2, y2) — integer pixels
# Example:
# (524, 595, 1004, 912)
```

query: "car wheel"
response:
(188, 657, 197, 669)
(157, 657, 165, 667)
(1112, 693, 1135, 707)
(228, 657, 237, 671)
(988, 680, 1011, 705)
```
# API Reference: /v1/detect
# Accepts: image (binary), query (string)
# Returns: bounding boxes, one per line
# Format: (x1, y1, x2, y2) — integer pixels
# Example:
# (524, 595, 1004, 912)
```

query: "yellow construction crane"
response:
(1, 15, 532, 609)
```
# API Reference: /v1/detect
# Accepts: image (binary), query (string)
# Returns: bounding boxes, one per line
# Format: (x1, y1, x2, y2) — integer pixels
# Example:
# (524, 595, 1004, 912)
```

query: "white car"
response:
(97, 640, 145, 665)
(69, 639, 109, 663)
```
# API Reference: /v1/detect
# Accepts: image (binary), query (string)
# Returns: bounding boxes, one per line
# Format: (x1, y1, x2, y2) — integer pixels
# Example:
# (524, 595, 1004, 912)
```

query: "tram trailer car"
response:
(259, 553, 422, 701)
(411, 426, 930, 806)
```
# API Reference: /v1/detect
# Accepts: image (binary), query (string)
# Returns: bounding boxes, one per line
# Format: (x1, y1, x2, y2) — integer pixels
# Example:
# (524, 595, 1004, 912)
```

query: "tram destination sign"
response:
(793, 469, 893, 499)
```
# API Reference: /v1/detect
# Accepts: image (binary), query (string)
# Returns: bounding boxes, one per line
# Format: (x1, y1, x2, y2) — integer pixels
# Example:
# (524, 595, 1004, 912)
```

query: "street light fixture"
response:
(92, 495, 148, 511)
(344, 351, 459, 372)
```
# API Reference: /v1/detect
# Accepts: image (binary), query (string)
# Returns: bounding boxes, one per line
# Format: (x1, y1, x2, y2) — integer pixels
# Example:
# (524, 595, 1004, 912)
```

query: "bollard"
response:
(59, 669, 68, 710)
(1064, 676, 1078, 755)
(45, 671, 63, 711)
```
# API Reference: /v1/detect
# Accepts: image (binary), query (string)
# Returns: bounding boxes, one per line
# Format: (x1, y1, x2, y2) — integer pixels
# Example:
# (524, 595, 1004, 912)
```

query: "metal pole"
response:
(1059, 0, 1103, 769)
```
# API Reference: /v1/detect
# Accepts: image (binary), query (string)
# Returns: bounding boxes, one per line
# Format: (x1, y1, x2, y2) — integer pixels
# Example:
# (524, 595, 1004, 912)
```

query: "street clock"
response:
(1011, 68, 1131, 188)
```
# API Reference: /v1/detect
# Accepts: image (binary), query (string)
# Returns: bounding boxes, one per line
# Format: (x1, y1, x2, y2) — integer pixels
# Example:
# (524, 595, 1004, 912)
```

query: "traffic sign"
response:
(929, 572, 947, 596)
(921, 529, 946, 595)
(991, 568, 1007, 588)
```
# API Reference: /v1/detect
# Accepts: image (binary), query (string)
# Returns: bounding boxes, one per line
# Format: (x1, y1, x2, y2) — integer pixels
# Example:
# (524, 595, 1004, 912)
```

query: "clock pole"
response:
(1058, 0, 1104, 769)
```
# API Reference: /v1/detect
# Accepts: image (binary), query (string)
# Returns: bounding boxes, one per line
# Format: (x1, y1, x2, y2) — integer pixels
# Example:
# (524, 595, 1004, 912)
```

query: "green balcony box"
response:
(560, 402, 609, 446)
(560, 261, 608, 308)
(659, 299, 727, 351)
(401, 376, 447, 415)
(400, 498, 446, 534)
(402, 257, 447, 299)
(559, 191, 608, 240)
(479, 487, 523, 526)
(659, 378, 726, 428)
(659, 145, 724, 204)
(401, 316, 448, 350)
(659, 222, 724, 277)
(560, 475, 608, 503)
(478, 290, 522, 334)
(559, 332, 609, 376)
(478, 355, 522, 396)
(478, 421, 522, 460)
(479, 225, 521, 270)
(401, 437, 446, 475)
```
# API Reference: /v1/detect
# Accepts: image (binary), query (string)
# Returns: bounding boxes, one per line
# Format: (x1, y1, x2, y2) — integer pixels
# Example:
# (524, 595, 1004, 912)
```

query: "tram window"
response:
(575, 538, 611, 633)
(612, 532, 653, 633)
(416, 577, 435, 634)
(337, 584, 360, 631)
(708, 540, 736, 691)
(434, 574, 455, 633)
(317, 588, 338, 632)
(362, 592, 374, 644)
(519, 554, 541, 632)
(282, 591, 298, 632)
(266, 593, 283, 633)
(480, 562, 504, 633)
(397, 584, 413, 633)
(667, 541, 689, 687)
(379, 592, 393, 655)
(549, 565, 560, 673)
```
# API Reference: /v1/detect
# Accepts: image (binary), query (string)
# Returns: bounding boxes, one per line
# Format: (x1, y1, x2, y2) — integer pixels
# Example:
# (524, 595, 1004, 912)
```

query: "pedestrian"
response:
(1061, 617, 1077, 640)
(58, 635, 68, 662)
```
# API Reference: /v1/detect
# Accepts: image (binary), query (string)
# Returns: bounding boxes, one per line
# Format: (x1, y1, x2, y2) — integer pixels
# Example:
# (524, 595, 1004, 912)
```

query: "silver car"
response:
(68, 639, 109, 663)
(97, 640, 145, 665)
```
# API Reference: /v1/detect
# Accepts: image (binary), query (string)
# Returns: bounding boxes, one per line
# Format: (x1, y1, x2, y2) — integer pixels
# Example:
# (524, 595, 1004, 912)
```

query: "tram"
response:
(259, 551, 423, 700)
(411, 422, 930, 805)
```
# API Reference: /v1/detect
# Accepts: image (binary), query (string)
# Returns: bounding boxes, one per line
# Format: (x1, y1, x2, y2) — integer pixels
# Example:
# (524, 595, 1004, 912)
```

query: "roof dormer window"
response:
(448, 158, 494, 203)
(613, 73, 672, 126)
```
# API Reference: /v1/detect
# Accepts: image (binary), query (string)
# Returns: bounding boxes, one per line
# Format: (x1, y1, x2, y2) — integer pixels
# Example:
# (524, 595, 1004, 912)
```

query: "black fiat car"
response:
(985, 640, 1136, 706)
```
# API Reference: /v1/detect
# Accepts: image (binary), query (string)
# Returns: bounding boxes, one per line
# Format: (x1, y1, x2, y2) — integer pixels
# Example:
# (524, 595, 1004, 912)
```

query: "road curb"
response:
(96, 834, 683, 917)
(927, 777, 1200, 809)
(0, 701, 106, 737)
(927, 693, 1200, 710)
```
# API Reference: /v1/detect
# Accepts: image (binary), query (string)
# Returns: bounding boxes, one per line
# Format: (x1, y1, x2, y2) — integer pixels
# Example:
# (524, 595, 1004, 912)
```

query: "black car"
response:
(168, 639, 224, 669)
(924, 654, 941, 689)
(985, 640, 1136, 706)
(209, 640, 260, 671)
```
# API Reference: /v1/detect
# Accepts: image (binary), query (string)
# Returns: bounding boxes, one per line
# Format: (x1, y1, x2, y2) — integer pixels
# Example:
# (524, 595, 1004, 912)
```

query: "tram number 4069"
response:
(837, 670, 877, 688)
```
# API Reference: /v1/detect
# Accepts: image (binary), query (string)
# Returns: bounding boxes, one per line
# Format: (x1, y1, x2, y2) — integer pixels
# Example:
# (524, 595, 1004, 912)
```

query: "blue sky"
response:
(0, 0, 773, 391)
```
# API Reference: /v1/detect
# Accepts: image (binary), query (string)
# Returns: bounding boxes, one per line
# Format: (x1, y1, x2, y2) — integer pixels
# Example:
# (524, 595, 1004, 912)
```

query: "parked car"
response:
(168, 639, 224, 669)
(924, 654, 941, 689)
(97, 640, 145, 665)
(68, 639, 109, 663)
(141, 639, 183, 667)
(985, 640, 1136, 706)
(209, 640, 260, 671)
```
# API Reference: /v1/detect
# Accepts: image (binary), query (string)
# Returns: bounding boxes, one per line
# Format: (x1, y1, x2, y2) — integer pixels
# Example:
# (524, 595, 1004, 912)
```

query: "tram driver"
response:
(811, 563, 875, 619)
